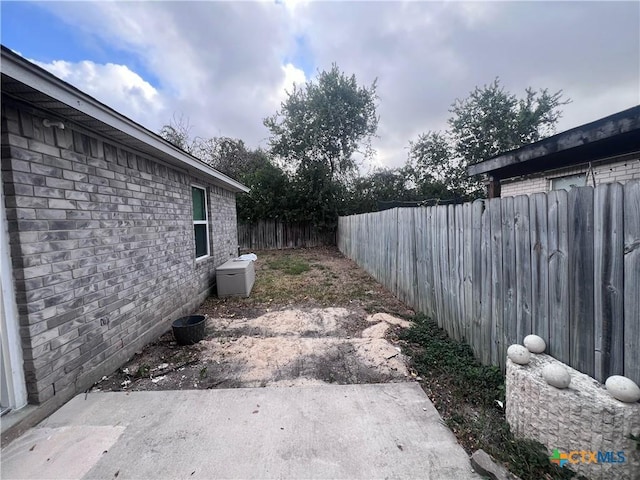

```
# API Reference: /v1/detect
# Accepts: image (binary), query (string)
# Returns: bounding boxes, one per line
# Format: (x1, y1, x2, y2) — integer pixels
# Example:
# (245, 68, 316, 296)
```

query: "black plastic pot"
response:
(172, 315, 206, 345)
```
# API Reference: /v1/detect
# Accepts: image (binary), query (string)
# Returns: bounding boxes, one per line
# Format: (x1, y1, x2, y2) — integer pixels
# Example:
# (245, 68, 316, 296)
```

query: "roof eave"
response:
(468, 105, 640, 179)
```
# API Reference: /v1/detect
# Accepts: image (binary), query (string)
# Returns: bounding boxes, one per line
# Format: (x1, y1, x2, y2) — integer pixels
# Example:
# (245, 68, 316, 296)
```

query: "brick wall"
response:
(1, 99, 238, 404)
(500, 155, 640, 197)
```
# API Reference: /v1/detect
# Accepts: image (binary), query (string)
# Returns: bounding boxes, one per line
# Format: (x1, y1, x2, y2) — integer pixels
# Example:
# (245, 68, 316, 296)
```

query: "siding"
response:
(500, 155, 640, 197)
(1, 99, 238, 404)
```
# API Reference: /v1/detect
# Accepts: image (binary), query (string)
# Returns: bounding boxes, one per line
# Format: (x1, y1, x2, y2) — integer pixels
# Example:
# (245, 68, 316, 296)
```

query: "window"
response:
(192, 186, 209, 259)
(550, 173, 586, 191)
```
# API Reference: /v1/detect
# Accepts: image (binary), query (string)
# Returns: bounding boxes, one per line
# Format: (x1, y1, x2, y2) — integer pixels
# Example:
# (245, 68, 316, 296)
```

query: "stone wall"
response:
(506, 354, 640, 480)
(500, 154, 640, 197)
(1, 98, 238, 405)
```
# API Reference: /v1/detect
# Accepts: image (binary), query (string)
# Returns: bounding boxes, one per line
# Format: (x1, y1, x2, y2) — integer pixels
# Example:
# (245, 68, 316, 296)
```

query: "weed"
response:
(400, 315, 582, 480)
(135, 364, 150, 378)
(199, 366, 208, 379)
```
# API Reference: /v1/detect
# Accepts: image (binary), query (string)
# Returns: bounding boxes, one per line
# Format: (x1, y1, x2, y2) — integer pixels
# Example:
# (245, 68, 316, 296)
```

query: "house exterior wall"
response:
(500, 155, 640, 197)
(1, 98, 238, 405)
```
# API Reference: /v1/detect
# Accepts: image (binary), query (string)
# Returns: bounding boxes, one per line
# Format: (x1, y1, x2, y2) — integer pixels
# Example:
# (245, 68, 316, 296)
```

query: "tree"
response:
(449, 78, 568, 166)
(235, 154, 293, 223)
(264, 64, 378, 181)
(158, 119, 295, 223)
(345, 168, 418, 214)
(192, 136, 266, 181)
(407, 78, 569, 198)
(159, 118, 269, 182)
(264, 64, 379, 229)
(158, 115, 199, 155)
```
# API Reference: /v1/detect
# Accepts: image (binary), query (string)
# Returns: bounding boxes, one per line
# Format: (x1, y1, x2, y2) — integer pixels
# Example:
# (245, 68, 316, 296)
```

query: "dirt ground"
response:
(91, 247, 416, 393)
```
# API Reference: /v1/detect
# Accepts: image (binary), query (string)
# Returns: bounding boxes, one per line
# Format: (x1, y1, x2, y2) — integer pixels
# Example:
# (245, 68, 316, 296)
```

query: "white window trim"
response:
(192, 184, 210, 261)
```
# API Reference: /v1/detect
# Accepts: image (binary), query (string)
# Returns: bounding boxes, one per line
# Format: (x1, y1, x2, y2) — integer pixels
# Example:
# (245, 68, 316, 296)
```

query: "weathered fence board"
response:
(471, 200, 484, 360)
(514, 195, 532, 343)
(594, 183, 624, 382)
(455, 205, 466, 342)
(388, 209, 399, 295)
(547, 190, 570, 364)
(623, 181, 640, 384)
(448, 205, 459, 341)
(490, 199, 505, 369)
(530, 193, 549, 344)
(501, 196, 517, 360)
(568, 187, 595, 378)
(239, 220, 335, 250)
(430, 208, 439, 319)
(337, 180, 640, 386)
(397, 208, 417, 306)
(462, 203, 473, 345)
(414, 209, 429, 316)
(480, 202, 492, 365)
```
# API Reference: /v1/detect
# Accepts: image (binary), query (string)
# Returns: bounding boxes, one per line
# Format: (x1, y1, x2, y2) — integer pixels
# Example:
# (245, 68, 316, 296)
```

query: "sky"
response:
(1, 1, 639, 172)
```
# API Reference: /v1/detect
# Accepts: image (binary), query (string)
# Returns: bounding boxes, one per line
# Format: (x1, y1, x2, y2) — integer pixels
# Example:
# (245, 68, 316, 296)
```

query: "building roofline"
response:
(467, 105, 640, 179)
(0, 45, 249, 193)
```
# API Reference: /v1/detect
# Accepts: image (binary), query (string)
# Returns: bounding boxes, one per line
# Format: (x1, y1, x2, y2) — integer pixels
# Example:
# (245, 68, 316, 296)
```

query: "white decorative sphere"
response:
(542, 363, 571, 388)
(523, 334, 546, 354)
(605, 376, 640, 403)
(507, 344, 531, 365)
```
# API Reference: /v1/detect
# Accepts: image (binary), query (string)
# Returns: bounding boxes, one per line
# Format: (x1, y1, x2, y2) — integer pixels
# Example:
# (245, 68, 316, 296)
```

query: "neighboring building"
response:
(468, 106, 640, 197)
(0, 46, 248, 434)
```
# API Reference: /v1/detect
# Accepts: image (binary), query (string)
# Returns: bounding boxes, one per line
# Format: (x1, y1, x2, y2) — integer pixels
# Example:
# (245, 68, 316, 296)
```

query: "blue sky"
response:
(1, 1, 638, 170)
(286, 35, 314, 78)
(1, 2, 161, 87)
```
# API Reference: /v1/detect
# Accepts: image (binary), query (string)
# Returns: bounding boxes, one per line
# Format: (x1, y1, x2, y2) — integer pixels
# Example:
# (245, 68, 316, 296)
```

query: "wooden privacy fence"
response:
(338, 181, 640, 386)
(238, 220, 335, 250)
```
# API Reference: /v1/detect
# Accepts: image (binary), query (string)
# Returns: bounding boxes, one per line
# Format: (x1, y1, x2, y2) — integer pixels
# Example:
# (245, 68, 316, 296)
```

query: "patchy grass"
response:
(266, 255, 311, 275)
(199, 247, 414, 319)
(399, 315, 584, 480)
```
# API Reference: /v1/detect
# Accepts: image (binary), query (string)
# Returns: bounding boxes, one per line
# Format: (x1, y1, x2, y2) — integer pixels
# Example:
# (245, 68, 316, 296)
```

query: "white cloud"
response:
(25, 1, 640, 170)
(32, 59, 166, 129)
(271, 63, 306, 109)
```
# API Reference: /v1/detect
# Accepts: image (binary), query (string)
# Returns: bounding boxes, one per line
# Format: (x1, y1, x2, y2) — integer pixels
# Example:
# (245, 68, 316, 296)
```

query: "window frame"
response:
(191, 184, 210, 261)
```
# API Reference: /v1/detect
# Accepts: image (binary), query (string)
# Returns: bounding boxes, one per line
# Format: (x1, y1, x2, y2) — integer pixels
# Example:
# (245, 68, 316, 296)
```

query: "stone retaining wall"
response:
(506, 354, 640, 479)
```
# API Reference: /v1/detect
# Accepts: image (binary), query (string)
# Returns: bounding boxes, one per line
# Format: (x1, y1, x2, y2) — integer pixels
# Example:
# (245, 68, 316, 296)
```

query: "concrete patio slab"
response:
(1, 383, 479, 479)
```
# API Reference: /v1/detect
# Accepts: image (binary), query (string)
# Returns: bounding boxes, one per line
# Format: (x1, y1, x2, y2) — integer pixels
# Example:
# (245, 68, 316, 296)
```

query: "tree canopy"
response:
(449, 78, 568, 165)
(160, 76, 569, 227)
(406, 78, 569, 198)
(262, 65, 379, 229)
(264, 64, 378, 181)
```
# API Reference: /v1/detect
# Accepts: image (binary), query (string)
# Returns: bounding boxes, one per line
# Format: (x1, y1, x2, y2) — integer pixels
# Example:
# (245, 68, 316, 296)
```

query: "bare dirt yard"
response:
(92, 247, 416, 393)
